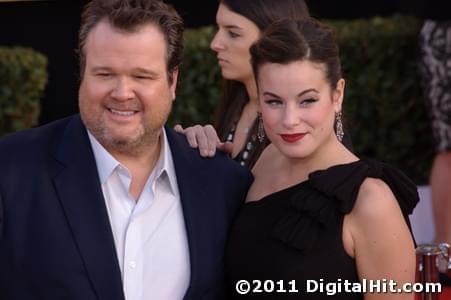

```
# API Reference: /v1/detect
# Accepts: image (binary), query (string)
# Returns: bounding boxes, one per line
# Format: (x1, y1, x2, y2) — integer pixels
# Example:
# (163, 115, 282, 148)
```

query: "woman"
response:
(175, 0, 310, 167)
(225, 18, 418, 299)
(418, 0, 451, 285)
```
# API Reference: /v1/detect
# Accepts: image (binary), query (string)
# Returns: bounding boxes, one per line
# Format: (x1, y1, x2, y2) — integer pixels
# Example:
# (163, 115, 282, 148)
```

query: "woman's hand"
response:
(174, 124, 233, 157)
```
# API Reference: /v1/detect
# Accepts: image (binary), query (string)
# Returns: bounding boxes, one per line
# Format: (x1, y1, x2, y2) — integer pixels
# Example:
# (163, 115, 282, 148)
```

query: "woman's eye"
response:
(228, 31, 240, 38)
(300, 98, 318, 106)
(265, 99, 283, 106)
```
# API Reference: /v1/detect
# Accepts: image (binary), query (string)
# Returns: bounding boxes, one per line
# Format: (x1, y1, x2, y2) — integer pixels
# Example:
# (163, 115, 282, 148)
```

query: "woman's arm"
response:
(345, 177, 416, 300)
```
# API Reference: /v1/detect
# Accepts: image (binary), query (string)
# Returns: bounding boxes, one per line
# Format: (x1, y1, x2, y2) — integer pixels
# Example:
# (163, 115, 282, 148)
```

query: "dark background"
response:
(0, 0, 430, 125)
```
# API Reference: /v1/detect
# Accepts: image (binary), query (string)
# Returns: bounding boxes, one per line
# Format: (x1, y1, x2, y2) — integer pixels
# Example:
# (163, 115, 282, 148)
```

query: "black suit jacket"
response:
(0, 115, 252, 300)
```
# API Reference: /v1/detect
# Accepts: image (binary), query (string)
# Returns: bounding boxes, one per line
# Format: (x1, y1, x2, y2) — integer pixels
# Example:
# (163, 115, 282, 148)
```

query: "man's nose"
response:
(111, 77, 134, 101)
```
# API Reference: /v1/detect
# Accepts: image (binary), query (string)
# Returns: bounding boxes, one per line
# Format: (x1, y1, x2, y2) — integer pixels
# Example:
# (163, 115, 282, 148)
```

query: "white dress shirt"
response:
(88, 129, 190, 300)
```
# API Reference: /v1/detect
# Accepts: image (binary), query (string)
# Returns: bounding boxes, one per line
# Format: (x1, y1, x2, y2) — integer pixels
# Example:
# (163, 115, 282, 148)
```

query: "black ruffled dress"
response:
(225, 159, 419, 299)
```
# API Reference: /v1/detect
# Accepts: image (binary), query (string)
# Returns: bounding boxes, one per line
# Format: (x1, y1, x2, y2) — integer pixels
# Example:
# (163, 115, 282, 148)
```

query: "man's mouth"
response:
(108, 108, 138, 116)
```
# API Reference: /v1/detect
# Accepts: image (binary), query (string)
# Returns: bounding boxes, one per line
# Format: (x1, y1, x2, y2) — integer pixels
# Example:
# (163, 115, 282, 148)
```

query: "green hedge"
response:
(0, 47, 47, 136)
(171, 16, 433, 184)
(171, 26, 222, 125)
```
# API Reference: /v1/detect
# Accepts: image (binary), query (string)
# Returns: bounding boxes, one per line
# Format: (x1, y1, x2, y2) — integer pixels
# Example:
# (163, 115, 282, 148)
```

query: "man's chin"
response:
(107, 133, 140, 146)
(101, 137, 142, 155)
(104, 127, 142, 142)
(94, 130, 141, 150)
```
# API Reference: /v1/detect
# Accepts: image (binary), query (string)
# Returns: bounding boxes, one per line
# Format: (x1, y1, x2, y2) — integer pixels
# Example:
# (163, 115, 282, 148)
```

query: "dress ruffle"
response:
(271, 159, 419, 252)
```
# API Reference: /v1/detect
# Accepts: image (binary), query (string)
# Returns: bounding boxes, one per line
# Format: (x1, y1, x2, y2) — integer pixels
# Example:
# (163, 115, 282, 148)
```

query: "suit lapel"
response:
(165, 127, 213, 299)
(52, 116, 124, 300)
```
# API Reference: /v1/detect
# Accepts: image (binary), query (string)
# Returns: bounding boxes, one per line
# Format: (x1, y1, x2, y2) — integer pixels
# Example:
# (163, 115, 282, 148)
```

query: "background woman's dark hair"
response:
(221, 0, 309, 32)
(78, 0, 184, 84)
(250, 18, 342, 89)
(214, 0, 310, 140)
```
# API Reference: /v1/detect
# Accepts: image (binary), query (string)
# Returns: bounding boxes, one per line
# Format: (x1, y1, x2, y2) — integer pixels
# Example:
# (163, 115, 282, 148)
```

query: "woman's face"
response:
(258, 60, 344, 159)
(210, 3, 260, 83)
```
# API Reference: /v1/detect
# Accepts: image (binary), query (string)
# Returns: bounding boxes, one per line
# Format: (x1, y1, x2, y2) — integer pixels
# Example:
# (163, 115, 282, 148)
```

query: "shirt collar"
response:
(87, 128, 178, 195)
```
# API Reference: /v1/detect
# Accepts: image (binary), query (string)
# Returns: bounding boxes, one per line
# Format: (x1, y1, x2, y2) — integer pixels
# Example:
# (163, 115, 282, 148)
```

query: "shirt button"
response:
(129, 261, 137, 269)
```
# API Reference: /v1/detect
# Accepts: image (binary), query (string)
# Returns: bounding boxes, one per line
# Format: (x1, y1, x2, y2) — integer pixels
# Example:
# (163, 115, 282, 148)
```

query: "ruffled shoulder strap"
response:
(270, 159, 419, 252)
(308, 159, 419, 216)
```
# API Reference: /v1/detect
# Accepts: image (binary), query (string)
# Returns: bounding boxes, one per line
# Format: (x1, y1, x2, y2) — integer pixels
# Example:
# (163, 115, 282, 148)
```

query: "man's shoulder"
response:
(0, 115, 77, 158)
(165, 126, 251, 175)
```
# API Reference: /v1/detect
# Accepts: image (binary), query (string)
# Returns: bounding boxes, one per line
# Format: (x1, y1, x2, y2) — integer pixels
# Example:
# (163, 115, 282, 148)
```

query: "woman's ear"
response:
(333, 78, 345, 113)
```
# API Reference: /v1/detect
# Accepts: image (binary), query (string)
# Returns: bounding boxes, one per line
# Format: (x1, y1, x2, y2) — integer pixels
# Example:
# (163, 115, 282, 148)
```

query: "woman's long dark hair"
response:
(215, 0, 310, 140)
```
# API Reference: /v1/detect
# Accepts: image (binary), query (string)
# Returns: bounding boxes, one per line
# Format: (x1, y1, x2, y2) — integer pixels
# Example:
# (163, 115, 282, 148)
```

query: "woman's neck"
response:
(279, 136, 357, 183)
(244, 78, 258, 105)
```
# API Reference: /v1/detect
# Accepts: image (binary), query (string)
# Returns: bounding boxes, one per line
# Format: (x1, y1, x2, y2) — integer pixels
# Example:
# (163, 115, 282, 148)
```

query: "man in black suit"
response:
(0, 0, 252, 299)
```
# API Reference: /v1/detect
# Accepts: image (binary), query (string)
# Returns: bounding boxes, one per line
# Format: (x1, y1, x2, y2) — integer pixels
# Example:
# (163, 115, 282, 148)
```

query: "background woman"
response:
(175, 0, 310, 167)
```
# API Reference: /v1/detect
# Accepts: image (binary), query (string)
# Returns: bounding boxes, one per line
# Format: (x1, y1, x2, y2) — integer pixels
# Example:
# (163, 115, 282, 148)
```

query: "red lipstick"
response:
(280, 133, 306, 143)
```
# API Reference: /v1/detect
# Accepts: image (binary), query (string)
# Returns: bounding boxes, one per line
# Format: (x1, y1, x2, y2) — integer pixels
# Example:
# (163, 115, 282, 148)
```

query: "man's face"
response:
(79, 20, 178, 155)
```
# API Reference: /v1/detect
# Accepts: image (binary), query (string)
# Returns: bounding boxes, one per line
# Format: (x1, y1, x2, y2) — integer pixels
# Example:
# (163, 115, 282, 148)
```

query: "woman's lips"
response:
(217, 56, 229, 64)
(280, 133, 306, 143)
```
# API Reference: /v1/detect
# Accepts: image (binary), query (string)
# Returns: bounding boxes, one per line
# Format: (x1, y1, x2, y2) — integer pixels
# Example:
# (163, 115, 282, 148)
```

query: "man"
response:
(0, 0, 252, 299)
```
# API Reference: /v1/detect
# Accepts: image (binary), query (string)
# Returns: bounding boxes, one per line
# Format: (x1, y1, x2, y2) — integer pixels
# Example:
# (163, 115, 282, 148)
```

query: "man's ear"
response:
(170, 68, 179, 101)
(333, 78, 345, 113)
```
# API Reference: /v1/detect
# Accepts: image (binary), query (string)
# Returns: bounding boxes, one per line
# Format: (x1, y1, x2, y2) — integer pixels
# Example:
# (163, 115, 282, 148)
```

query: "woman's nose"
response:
(210, 31, 225, 52)
(282, 107, 300, 128)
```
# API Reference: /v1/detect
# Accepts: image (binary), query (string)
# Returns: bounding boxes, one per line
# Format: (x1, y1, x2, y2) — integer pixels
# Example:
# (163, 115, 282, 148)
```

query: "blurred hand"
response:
(218, 141, 233, 155)
(174, 124, 232, 157)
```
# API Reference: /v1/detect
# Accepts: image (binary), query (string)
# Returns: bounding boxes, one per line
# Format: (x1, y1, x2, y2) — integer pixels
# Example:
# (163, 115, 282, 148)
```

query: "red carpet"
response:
(439, 287, 451, 299)
(416, 287, 451, 299)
